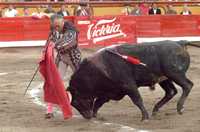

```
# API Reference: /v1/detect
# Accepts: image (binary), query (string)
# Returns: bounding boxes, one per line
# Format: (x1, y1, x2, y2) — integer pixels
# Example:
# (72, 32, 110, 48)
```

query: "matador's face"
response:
(53, 18, 64, 33)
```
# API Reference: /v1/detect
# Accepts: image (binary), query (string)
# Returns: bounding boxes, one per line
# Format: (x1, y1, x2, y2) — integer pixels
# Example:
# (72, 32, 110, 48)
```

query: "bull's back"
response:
(86, 41, 190, 86)
(117, 41, 190, 74)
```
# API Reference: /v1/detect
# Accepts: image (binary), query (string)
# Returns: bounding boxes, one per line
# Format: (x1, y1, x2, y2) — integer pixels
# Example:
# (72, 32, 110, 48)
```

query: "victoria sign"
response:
(76, 16, 136, 47)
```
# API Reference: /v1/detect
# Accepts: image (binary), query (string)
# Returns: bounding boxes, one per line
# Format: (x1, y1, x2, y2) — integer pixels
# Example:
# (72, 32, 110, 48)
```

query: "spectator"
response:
(4, 5, 18, 17)
(86, 3, 94, 16)
(149, 3, 161, 15)
(23, 7, 30, 16)
(139, 3, 149, 15)
(57, 5, 70, 17)
(32, 7, 40, 15)
(121, 4, 132, 15)
(165, 4, 177, 15)
(44, 5, 56, 14)
(130, 4, 142, 16)
(74, 3, 93, 16)
(32, 6, 49, 19)
(180, 4, 192, 15)
(32, 6, 45, 18)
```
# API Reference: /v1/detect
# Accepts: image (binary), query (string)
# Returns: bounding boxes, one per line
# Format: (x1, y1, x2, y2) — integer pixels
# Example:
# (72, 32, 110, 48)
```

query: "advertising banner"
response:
(75, 16, 136, 47)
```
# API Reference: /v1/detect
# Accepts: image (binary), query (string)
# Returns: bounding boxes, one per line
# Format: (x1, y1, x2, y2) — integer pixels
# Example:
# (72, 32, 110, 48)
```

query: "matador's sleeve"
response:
(55, 30, 77, 52)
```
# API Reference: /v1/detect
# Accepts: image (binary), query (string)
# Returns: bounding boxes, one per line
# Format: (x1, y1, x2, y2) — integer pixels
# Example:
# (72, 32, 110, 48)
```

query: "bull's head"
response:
(68, 59, 97, 119)
(68, 87, 94, 119)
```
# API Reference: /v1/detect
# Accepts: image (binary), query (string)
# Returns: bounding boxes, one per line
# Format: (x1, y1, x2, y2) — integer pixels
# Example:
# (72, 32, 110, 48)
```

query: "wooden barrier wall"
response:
(0, 15, 200, 46)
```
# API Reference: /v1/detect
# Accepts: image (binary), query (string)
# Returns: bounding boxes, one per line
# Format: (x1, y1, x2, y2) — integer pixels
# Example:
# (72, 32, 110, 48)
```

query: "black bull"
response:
(68, 40, 193, 121)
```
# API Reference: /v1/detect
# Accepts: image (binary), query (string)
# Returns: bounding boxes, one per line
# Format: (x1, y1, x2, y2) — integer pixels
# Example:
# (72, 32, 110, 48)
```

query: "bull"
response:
(68, 40, 193, 121)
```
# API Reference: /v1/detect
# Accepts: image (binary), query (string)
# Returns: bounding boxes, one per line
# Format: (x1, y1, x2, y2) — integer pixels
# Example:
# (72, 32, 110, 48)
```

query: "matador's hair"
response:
(50, 14, 63, 30)
(50, 14, 78, 33)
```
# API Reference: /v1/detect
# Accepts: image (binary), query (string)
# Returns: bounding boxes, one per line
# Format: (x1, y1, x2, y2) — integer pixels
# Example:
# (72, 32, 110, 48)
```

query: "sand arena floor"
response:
(0, 46, 199, 132)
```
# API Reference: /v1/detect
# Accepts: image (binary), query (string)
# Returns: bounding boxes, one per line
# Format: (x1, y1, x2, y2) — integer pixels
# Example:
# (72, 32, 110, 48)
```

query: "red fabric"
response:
(39, 41, 72, 119)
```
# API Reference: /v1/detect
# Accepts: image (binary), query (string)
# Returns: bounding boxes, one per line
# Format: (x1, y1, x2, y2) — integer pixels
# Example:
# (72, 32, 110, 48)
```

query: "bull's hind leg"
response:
(169, 74, 193, 114)
(126, 87, 149, 121)
(152, 79, 177, 116)
(176, 77, 193, 114)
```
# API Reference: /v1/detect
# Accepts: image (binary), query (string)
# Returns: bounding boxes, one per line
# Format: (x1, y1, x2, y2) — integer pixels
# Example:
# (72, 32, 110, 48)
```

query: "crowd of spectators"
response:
(165, 4, 177, 15)
(4, 5, 18, 17)
(0, 3, 94, 18)
(57, 5, 70, 16)
(126, 3, 192, 16)
(0, 3, 193, 18)
(180, 4, 192, 15)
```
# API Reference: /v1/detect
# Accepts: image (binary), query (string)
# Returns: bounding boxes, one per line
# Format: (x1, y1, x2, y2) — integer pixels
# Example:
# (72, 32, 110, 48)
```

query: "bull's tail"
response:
(187, 41, 200, 48)
(177, 40, 200, 48)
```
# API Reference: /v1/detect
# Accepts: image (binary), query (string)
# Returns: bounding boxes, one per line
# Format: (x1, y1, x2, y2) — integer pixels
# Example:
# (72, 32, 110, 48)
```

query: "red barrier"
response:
(0, 18, 23, 41)
(23, 17, 49, 40)
(0, 16, 75, 41)
(135, 16, 161, 37)
(161, 15, 200, 37)
(76, 15, 200, 47)
(0, 15, 200, 47)
(134, 15, 200, 37)
(0, 17, 49, 41)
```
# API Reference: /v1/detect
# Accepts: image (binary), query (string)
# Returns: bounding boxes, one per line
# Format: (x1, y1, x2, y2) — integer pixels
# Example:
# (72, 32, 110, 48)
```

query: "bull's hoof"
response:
(177, 107, 184, 115)
(152, 107, 159, 116)
(141, 119, 149, 123)
(92, 113, 97, 118)
(177, 104, 184, 115)
(83, 116, 92, 120)
(83, 114, 93, 119)
(141, 115, 149, 122)
(81, 111, 93, 120)
(152, 106, 159, 116)
(152, 111, 157, 116)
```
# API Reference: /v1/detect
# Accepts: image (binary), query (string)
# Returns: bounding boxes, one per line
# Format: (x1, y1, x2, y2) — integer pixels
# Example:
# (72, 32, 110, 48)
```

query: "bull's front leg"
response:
(126, 85, 149, 121)
(92, 97, 109, 117)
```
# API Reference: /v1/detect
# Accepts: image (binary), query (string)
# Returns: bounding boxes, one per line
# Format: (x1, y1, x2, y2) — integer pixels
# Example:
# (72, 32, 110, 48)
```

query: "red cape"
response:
(39, 41, 72, 119)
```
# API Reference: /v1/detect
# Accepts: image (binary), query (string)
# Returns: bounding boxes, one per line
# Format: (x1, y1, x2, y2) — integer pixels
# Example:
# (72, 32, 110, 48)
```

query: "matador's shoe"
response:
(45, 113, 54, 119)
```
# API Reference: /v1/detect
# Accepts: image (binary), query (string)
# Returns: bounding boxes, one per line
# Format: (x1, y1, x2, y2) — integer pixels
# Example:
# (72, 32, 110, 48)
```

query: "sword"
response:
(23, 66, 39, 96)
(106, 49, 146, 66)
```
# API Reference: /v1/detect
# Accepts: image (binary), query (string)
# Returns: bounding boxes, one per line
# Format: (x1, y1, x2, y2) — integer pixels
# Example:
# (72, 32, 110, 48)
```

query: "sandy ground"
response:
(0, 46, 200, 132)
